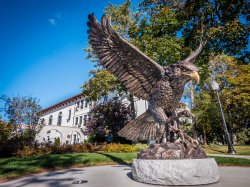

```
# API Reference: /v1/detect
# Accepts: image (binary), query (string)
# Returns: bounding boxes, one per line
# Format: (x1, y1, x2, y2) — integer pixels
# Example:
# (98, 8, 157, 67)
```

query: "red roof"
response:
(39, 93, 85, 115)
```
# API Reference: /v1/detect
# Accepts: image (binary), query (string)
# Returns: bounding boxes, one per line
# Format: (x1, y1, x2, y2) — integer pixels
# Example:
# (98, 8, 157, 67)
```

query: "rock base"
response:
(138, 142, 206, 159)
(132, 158, 220, 185)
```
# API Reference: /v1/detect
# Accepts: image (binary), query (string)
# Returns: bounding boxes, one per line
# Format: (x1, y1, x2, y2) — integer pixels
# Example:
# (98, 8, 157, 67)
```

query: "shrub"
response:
(237, 129, 250, 145)
(12, 142, 149, 157)
(134, 143, 148, 152)
(15, 146, 36, 157)
(51, 145, 74, 154)
(54, 137, 61, 146)
(104, 144, 136, 153)
(0, 121, 38, 157)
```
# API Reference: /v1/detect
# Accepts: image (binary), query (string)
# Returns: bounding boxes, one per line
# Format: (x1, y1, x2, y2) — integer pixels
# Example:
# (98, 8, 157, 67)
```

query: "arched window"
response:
(57, 112, 62, 126)
(49, 115, 53, 125)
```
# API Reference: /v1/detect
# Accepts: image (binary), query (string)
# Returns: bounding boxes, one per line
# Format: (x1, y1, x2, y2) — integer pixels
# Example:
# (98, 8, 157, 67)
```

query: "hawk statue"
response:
(87, 14, 204, 143)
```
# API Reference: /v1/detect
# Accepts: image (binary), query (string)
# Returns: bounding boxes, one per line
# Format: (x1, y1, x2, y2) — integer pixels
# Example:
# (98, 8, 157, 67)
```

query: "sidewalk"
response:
(0, 165, 249, 187)
(207, 154, 250, 160)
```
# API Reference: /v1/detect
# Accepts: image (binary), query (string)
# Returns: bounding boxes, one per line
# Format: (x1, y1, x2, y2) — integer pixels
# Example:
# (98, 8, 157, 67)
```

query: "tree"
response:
(85, 99, 133, 143)
(139, 0, 250, 63)
(210, 55, 250, 142)
(0, 120, 40, 157)
(0, 95, 41, 132)
(82, 70, 120, 101)
(193, 89, 224, 144)
(193, 54, 250, 144)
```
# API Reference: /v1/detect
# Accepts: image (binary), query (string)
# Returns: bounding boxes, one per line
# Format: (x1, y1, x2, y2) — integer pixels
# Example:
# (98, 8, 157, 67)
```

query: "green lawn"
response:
(0, 152, 250, 181)
(210, 156, 250, 166)
(0, 153, 136, 181)
(203, 145, 250, 155)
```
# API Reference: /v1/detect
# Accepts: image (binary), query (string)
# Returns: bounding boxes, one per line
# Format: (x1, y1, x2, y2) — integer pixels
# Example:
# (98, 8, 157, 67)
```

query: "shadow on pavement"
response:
(1, 169, 85, 187)
(126, 172, 133, 180)
(6, 177, 75, 187)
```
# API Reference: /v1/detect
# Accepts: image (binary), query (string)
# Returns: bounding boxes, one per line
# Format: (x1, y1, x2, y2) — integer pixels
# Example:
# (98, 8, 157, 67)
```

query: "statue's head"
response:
(169, 61, 200, 84)
(166, 61, 200, 84)
(166, 39, 205, 84)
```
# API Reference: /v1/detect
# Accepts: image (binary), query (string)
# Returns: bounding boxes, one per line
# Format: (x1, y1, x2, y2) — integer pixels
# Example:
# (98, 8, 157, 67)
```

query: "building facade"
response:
(37, 93, 91, 144)
(37, 92, 148, 144)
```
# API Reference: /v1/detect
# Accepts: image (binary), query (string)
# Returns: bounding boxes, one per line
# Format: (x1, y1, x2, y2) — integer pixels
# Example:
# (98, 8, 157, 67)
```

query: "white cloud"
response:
(48, 11, 67, 26)
(48, 18, 56, 26)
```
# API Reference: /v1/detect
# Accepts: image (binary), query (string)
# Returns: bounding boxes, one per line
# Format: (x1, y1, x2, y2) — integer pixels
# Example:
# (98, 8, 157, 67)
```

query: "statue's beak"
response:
(188, 71, 200, 84)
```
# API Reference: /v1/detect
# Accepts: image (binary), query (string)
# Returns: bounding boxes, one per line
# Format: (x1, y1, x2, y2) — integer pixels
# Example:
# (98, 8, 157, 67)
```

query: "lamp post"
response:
(211, 80, 236, 154)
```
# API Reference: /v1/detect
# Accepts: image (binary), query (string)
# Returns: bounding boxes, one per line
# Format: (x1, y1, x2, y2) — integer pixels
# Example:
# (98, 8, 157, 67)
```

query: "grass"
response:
(210, 156, 250, 167)
(0, 152, 250, 181)
(203, 144, 250, 155)
(0, 152, 136, 181)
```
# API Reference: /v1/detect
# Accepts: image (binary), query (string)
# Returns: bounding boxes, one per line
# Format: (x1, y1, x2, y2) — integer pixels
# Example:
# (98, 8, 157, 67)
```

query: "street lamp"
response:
(211, 80, 236, 154)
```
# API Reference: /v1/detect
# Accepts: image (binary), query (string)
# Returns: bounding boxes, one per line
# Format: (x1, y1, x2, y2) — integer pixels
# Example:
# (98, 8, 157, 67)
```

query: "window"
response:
(85, 99, 89, 108)
(80, 100, 84, 109)
(49, 115, 53, 125)
(57, 112, 62, 126)
(79, 116, 83, 127)
(75, 117, 78, 126)
(76, 101, 80, 110)
(68, 110, 71, 121)
(84, 115, 87, 126)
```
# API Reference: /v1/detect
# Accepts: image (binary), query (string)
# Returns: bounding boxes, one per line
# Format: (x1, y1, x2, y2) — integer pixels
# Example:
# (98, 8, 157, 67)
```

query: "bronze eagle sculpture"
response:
(87, 14, 203, 143)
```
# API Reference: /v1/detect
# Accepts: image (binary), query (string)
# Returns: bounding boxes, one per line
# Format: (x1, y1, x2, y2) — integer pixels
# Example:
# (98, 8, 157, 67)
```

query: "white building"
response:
(37, 93, 91, 144)
(37, 92, 148, 144)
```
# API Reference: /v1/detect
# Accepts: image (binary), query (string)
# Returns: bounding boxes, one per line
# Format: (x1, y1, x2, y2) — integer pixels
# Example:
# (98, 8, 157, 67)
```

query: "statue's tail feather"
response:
(118, 110, 158, 141)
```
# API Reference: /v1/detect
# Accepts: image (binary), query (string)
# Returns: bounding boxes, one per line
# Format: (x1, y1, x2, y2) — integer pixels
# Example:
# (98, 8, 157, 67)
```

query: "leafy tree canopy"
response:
(85, 99, 133, 143)
(193, 54, 250, 144)
(0, 95, 41, 131)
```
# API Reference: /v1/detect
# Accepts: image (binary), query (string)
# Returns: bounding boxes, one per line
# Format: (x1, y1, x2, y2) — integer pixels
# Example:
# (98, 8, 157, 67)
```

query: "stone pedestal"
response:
(132, 158, 220, 186)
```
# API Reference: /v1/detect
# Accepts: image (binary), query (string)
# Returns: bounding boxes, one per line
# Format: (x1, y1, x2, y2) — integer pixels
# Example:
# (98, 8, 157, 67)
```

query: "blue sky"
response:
(0, 0, 140, 108)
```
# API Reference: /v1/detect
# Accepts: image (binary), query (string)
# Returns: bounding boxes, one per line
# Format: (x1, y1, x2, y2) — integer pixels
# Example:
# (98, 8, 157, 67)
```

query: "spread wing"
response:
(87, 14, 163, 100)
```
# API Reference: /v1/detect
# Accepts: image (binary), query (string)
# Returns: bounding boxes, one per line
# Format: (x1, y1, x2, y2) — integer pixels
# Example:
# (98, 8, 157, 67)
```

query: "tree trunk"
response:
(128, 94, 136, 119)
(202, 124, 207, 145)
